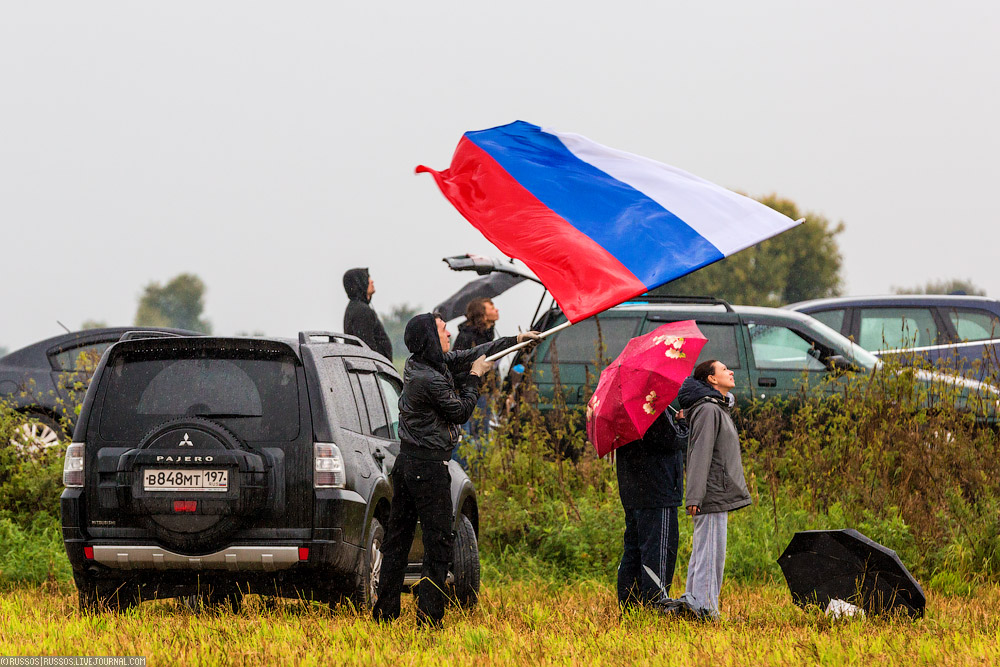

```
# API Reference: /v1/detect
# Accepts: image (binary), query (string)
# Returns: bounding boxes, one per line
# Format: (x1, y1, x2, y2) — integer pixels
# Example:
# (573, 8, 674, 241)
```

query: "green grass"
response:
(1, 580, 998, 666)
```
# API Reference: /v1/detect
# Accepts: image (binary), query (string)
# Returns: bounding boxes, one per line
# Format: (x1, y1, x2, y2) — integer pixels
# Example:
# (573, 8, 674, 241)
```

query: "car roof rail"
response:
(623, 294, 735, 313)
(118, 330, 192, 342)
(298, 331, 369, 348)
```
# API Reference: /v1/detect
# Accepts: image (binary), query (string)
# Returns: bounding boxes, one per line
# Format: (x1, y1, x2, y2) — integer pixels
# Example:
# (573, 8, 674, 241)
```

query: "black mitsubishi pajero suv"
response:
(61, 331, 480, 612)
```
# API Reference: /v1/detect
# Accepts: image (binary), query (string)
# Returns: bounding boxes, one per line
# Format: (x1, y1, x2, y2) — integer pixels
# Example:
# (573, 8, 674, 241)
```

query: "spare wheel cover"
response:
(118, 417, 269, 551)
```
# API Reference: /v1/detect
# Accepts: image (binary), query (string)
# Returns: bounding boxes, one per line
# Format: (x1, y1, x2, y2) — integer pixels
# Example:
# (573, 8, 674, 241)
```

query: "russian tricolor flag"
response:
(418, 121, 801, 323)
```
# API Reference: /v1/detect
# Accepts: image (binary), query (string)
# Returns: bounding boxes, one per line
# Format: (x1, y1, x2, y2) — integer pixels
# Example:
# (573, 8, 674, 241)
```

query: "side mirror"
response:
(825, 354, 855, 372)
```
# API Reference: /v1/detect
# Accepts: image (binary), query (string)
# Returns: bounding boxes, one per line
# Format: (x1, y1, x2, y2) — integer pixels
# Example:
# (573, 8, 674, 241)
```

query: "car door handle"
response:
(373, 448, 385, 461)
(758, 377, 777, 387)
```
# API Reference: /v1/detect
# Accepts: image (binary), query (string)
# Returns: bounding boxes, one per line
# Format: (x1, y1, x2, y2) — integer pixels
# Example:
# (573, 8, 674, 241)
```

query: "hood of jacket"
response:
(343, 268, 370, 303)
(457, 320, 485, 335)
(457, 320, 495, 339)
(404, 313, 446, 371)
(677, 376, 734, 411)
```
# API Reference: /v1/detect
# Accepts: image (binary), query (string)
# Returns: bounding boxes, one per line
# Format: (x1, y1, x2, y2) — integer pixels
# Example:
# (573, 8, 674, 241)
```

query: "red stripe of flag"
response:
(417, 137, 646, 323)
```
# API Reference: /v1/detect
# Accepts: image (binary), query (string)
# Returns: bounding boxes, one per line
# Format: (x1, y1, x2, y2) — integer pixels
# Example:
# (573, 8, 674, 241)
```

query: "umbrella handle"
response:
(484, 320, 574, 363)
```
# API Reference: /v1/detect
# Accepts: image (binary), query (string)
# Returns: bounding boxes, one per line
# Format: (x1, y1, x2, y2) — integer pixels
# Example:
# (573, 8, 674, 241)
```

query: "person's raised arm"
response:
(427, 373, 481, 424)
(445, 332, 541, 374)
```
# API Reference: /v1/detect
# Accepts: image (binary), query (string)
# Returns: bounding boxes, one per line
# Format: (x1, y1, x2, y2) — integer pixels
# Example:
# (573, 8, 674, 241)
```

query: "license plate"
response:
(143, 469, 229, 492)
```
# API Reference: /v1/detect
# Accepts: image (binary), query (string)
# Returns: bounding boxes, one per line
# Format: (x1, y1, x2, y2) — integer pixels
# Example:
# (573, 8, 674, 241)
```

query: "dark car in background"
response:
(785, 295, 1000, 380)
(514, 296, 998, 422)
(61, 330, 481, 611)
(1, 327, 199, 450)
(522, 296, 884, 407)
(438, 255, 999, 420)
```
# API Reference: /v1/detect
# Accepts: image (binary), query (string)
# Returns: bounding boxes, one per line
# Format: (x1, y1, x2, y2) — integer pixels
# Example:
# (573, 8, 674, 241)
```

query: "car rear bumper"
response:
(90, 544, 302, 571)
(68, 537, 366, 601)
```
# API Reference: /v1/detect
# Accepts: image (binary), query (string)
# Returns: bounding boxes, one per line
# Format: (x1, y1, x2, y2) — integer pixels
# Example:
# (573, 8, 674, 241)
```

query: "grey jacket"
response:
(683, 394, 752, 514)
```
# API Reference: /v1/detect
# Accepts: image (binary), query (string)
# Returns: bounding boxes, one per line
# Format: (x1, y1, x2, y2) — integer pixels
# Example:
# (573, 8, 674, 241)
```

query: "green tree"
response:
(380, 303, 421, 366)
(0, 346, 7, 358)
(650, 194, 844, 306)
(80, 320, 107, 330)
(134, 273, 212, 333)
(893, 278, 986, 297)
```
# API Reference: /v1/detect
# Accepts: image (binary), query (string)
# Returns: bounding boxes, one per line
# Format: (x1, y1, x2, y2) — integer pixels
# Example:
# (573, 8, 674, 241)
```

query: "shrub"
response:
(740, 360, 1000, 580)
(0, 403, 72, 587)
(471, 356, 1000, 589)
(0, 404, 67, 526)
(0, 515, 71, 587)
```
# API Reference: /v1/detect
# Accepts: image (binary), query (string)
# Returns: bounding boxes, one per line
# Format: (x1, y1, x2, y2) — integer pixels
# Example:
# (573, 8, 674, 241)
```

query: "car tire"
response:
(183, 585, 244, 614)
(353, 517, 384, 609)
(449, 513, 480, 608)
(78, 580, 138, 614)
(9, 412, 64, 453)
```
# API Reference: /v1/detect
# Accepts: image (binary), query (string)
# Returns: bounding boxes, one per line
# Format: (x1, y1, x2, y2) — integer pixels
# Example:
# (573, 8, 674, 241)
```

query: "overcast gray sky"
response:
(2, 2, 998, 352)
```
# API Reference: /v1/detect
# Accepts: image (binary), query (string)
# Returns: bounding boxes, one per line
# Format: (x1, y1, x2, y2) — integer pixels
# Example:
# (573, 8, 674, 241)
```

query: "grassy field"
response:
(2, 578, 998, 666)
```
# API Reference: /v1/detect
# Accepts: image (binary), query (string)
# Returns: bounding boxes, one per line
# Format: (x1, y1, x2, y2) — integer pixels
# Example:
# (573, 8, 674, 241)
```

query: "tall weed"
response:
(0, 403, 72, 586)
(470, 356, 1000, 589)
(741, 360, 1000, 581)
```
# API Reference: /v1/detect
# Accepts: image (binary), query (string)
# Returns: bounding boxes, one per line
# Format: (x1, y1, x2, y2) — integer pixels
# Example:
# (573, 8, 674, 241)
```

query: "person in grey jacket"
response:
(663, 358, 751, 620)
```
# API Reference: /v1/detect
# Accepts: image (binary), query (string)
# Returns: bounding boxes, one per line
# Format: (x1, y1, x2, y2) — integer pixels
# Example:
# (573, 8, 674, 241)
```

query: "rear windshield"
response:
(99, 347, 300, 442)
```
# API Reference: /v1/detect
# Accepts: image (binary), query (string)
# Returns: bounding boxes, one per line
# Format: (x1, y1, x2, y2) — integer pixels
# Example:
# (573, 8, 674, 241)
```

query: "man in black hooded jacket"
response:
(372, 313, 539, 626)
(342, 268, 393, 360)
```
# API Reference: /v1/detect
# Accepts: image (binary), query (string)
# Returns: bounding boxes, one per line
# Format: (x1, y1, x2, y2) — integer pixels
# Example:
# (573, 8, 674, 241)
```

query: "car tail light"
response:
(314, 443, 345, 489)
(84, 546, 94, 560)
(298, 547, 309, 561)
(63, 443, 85, 487)
(173, 501, 197, 513)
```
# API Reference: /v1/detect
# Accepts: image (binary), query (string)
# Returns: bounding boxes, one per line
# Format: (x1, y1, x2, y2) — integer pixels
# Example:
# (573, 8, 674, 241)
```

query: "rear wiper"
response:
(194, 413, 262, 419)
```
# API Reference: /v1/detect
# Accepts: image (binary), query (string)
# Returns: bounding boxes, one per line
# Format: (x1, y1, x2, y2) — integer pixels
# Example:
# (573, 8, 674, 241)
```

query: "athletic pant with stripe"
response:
(617, 506, 679, 607)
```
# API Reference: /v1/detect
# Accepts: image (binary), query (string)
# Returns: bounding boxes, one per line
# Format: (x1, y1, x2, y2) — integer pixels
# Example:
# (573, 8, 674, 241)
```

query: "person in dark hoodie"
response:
(662, 359, 751, 620)
(342, 268, 393, 360)
(615, 407, 689, 609)
(372, 313, 539, 627)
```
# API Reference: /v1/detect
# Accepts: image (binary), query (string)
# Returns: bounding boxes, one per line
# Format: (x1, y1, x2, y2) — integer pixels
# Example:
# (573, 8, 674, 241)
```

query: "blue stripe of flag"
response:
(464, 121, 725, 291)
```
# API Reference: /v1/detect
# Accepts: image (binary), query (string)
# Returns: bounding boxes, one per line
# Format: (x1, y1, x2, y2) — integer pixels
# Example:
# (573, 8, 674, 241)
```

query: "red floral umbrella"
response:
(586, 320, 707, 458)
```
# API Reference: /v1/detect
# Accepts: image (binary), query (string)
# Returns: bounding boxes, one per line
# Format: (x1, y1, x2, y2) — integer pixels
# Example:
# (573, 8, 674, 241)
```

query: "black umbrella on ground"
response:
(777, 529, 925, 618)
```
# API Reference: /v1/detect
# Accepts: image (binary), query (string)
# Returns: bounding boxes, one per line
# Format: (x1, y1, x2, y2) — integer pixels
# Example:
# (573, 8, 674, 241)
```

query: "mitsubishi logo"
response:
(179, 433, 194, 447)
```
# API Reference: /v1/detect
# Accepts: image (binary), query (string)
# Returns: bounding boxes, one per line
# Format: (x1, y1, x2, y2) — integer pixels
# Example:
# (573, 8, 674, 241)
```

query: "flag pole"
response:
(484, 320, 573, 363)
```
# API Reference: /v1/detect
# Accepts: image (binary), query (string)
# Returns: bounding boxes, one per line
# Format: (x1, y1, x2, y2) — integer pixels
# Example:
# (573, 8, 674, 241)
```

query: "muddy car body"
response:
(61, 331, 480, 611)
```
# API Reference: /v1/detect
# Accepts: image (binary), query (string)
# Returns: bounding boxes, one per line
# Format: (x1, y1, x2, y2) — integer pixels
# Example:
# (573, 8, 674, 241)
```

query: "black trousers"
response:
(617, 506, 679, 608)
(372, 453, 454, 624)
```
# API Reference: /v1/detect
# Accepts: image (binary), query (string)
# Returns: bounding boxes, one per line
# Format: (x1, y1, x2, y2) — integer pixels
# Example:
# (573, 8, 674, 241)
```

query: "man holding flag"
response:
(372, 313, 539, 627)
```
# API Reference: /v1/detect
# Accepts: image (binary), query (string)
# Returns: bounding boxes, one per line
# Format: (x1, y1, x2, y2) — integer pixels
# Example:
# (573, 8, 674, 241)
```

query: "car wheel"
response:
(448, 513, 480, 608)
(78, 580, 138, 614)
(354, 517, 384, 608)
(9, 413, 64, 452)
(183, 585, 244, 614)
